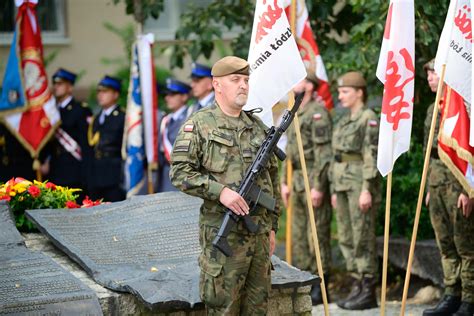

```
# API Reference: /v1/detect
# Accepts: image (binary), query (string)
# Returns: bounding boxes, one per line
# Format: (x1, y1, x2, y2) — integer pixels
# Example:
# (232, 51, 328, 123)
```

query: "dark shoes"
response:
(453, 302, 474, 316)
(337, 276, 378, 310)
(422, 295, 461, 316)
(311, 274, 330, 306)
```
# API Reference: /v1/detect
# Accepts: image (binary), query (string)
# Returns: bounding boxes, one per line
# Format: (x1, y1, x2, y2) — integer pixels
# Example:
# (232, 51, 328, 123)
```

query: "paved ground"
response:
(312, 302, 431, 315)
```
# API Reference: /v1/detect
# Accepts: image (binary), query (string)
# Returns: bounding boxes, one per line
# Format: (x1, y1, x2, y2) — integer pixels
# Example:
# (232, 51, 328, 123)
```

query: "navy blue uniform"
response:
(0, 123, 35, 182)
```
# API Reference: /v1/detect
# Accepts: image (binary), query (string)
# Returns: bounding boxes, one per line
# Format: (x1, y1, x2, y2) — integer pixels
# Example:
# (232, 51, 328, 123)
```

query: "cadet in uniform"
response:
(156, 78, 191, 192)
(422, 59, 474, 316)
(87, 76, 125, 202)
(189, 62, 214, 113)
(170, 56, 280, 315)
(331, 72, 381, 310)
(42, 68, 91, 200)
(280, 72, 332, 305)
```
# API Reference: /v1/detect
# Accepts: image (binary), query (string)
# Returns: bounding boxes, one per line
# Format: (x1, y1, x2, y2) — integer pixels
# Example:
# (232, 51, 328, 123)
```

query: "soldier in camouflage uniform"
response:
(331, 72, 381, 310)
(280, 72, 332, 305)
(170, 56, 280, 315)
(422, 59, 474, 316)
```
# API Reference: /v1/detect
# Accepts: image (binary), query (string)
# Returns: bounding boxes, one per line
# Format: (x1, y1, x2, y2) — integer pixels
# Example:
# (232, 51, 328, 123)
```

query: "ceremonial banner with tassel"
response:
(0, 0, 60, 169)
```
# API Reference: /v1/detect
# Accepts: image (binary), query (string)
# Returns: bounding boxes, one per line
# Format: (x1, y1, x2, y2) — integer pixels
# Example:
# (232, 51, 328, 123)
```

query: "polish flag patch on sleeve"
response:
(184, 124, 194, 132)
(312, 113, 322, 121)
(368, 120, 378, 127)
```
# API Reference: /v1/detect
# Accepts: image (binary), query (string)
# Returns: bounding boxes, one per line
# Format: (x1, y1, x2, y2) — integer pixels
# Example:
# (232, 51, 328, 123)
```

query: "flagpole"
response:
(399, 64, 446, 316)
(290, 92, 329, 316)
(284, 0, 298, 267)
(381, 171, 392, 316)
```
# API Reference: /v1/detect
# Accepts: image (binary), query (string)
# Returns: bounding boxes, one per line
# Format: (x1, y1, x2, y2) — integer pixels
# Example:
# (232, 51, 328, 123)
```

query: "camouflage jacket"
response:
(331, 106, 379, 193)
(424, 102, 459, 187)
(282, 100, 332, 193)
(170, 102, 281, 234)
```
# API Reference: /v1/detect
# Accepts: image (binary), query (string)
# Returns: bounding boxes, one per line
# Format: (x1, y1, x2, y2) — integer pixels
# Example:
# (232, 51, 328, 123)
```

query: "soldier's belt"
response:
(334, 152, 363, 163)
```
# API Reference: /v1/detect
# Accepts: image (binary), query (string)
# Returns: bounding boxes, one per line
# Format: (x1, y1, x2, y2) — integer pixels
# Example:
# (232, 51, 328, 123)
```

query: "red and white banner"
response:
(435, 0, 474, 145)
(283, 0, 334, 109)
(1, 0, 60, 160)
(438, 86, 474, 196)
(376, 0, 415, 176)
(245, 0, 306, 127)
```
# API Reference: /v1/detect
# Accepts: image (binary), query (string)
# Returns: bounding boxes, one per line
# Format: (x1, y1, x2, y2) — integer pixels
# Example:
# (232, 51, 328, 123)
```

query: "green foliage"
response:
(111, 0, 165, 23)
(376, 143, 434, 240)
(170, 0, 254, 68)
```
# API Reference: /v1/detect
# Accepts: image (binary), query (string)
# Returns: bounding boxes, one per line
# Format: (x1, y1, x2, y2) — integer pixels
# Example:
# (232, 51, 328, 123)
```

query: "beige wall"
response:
(0, 0, 228, 100)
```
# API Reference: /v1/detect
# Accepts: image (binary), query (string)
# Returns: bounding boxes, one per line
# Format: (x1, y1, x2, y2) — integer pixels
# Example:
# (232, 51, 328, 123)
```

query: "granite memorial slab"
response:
(0, 201, 24, 247)
(0, 203, 103, 316)
(26, 192, 318, 311)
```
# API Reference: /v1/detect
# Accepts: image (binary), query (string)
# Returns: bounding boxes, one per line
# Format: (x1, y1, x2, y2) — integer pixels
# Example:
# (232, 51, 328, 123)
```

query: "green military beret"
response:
(211, 56, 250, 77)
(337, 71, 366, 88)
(423, 58, 435, 71)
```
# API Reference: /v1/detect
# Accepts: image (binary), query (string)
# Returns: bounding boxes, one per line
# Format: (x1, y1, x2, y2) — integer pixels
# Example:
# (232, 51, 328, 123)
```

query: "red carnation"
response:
(0, 195, 11, 202)
(65, 200, 80, 209)
(27, 185, 41, 198)
(45, 182, 56, 190)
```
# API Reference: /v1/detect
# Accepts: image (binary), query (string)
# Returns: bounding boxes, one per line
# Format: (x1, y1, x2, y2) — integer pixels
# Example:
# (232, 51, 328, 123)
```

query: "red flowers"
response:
(45, 182, 57, 190)
(81, 196, 102, 208)
(65, 201, 80, 209)
(27, 185, 41, 198)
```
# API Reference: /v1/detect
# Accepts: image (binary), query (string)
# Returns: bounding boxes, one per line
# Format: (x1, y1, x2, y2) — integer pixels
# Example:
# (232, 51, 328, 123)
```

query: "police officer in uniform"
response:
(280, 72, 332, 305)
(41, 68, 91, 200)
(331, 72, 381, 310)
(156, 78, 191, 192)
(422, 59, 474, 316)
(170, 56, 280, 315)
(87, 75, 125, 202)
(189, 62, 214, 113)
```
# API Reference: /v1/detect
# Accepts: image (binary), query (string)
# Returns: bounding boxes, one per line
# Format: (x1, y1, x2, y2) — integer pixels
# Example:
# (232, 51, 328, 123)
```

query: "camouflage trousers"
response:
(429, 182, 474, 303)
(335, 187, 379, 277)
(198, 225, 271, 315)
(290, 186, 332, 274)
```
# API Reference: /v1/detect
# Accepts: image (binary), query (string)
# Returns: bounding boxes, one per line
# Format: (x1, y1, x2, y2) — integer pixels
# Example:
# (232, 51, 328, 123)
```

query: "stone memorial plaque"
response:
(27, 192, 318, 311)
(0, 201, 23, 246)
(0, 247, 102, 315)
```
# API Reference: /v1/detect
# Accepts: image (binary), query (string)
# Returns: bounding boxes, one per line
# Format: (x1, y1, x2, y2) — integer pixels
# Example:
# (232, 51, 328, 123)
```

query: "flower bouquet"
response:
(0, 177, 102, 231)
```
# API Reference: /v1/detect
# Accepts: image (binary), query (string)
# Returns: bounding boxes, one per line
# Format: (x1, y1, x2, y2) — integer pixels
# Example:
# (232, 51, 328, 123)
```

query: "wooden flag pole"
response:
(284, 0, 297, 266)
(399, 64, 446, 316)
(291, 92, 330, 316)
(381, 172, 392, 316)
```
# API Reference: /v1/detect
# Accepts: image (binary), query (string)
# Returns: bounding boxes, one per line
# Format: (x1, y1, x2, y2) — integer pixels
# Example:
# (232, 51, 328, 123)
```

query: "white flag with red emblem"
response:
(376, 0, 415, 176)
(245, 0, 306, 127)
(282, 0, 334, 110)
(435, 0, 474, 146)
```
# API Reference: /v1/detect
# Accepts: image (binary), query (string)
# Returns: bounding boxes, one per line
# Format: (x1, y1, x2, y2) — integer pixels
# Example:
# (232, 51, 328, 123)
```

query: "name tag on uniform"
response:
(313, 113, 322, 121)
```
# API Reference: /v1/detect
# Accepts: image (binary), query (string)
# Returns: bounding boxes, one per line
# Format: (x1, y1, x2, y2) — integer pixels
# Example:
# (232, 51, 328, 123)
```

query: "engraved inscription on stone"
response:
(0, 201, 23, 246)
(0, 247, 103, 315)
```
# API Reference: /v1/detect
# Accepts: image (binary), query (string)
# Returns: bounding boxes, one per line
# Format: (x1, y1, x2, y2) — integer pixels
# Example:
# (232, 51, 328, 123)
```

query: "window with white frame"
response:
(0, 0, 68, 45)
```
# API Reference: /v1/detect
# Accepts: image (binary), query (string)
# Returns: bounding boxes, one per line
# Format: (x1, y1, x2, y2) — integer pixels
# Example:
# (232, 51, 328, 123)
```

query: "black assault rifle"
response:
(212, 93, 304, 257)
